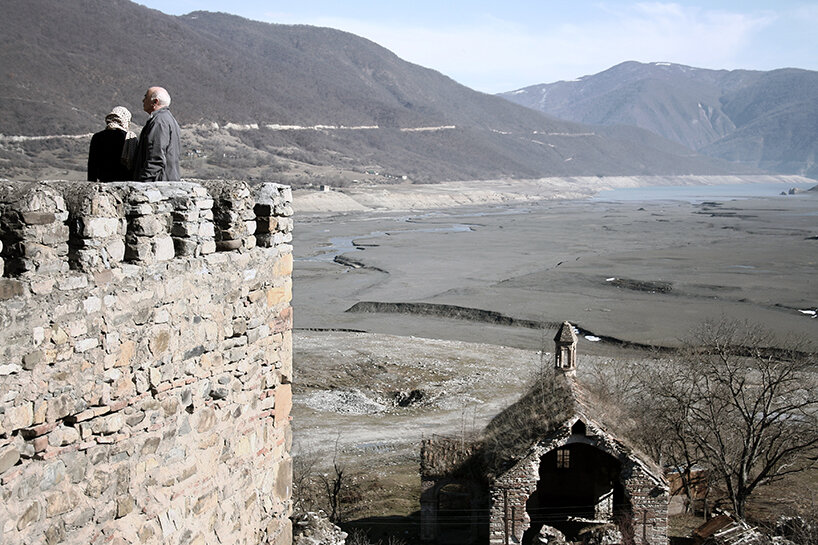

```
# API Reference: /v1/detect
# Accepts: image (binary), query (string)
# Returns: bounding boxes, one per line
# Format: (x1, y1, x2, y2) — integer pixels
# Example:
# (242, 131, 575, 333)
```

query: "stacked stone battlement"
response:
(0, 180, 295, 545)
(0, 180, 293, 281)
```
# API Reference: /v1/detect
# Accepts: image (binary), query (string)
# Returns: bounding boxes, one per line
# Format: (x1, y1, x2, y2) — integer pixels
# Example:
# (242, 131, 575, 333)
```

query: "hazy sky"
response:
(135, 1, 818, 93)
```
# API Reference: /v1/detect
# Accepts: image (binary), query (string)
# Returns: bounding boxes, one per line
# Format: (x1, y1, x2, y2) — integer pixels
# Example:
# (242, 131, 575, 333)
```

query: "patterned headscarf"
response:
(105, 106, 131, 132)
(104, 106, 138, 170)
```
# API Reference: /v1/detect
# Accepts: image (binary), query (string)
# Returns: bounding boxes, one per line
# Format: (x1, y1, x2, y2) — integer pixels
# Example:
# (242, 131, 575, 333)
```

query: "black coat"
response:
(133, 108, 181, 181)
(87, 129, 131, 182)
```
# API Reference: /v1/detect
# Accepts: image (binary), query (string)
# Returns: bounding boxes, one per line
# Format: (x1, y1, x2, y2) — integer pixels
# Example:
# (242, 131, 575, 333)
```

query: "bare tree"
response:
(320, 459, 345, 524)
(582, 355, 708, 514)
(292, 448, 321, 513)
(632, 357, 710, 515)
(641, 319, 818, 519)
(292, 436, 355, 523)
(316, 434, 357, 524)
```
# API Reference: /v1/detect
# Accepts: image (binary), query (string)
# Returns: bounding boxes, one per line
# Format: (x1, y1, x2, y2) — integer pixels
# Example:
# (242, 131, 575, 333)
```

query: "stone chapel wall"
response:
(0, 180, 294, 545)
(488, 423, 668, 545)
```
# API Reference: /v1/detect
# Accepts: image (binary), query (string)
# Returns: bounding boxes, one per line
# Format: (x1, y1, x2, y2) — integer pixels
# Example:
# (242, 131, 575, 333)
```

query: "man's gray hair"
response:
(150, 87, 172, 108)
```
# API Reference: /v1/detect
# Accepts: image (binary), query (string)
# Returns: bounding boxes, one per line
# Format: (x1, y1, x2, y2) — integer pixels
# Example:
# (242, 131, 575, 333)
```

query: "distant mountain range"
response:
(499, 61, 818, 179)
(0, 1, 760, 183)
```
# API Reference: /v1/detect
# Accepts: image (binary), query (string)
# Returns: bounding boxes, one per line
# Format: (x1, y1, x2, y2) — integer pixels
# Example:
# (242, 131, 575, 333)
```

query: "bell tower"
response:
(554, 321, 578, 374)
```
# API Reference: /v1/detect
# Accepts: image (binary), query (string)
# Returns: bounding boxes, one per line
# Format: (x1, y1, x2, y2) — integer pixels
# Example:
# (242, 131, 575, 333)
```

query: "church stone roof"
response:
(421, 320, 664, 485)
(422, 367, 664, 484)
(554, 321, 578, 344)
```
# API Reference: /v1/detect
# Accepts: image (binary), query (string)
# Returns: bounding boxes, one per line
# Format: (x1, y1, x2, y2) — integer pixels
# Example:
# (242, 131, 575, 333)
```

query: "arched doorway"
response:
(522, 442, 625, 543)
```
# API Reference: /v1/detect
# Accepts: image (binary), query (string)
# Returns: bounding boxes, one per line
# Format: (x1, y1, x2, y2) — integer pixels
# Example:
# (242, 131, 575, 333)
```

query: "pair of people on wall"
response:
(87, 86, 181, 182)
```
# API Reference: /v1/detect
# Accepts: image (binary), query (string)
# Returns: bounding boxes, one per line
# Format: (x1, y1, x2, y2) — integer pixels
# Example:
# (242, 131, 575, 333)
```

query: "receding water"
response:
(593, 182, 816, 202)
(302, 223, 474, 262)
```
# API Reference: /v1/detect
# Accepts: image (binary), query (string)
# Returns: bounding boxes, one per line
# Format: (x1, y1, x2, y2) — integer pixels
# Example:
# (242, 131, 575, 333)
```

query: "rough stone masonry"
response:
(0, 180, 294, 545)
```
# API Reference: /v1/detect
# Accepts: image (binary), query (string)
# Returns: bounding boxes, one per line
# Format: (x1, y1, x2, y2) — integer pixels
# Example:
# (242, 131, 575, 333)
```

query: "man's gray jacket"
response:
(133, 108, 181, 181)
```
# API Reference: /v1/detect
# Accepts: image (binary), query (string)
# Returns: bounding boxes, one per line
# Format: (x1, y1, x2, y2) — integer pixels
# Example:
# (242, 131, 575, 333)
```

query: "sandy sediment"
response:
(293, 178, 818, 350)
(293, 174, 814, 213)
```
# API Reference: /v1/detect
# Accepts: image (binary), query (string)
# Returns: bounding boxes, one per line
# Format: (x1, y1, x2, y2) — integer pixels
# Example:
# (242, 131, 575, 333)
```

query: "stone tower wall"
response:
(0, 180, 294, 545)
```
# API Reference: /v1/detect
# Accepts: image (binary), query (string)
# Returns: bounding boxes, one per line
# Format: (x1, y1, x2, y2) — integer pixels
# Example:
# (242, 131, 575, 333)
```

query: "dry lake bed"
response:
(288, 179, 818, 523)
(293, 180, 817, 350)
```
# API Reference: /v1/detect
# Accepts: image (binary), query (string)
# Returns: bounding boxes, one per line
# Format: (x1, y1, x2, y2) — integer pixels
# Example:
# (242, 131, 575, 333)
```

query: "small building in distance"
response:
(420, 321, 669, 545)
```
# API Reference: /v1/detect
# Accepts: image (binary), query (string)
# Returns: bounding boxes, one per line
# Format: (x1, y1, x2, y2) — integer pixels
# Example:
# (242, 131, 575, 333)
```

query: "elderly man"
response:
(133, 86, 181, 181)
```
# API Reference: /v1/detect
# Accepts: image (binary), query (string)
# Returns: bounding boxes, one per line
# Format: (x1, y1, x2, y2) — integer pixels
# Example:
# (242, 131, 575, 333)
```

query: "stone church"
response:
(420, 322, 669, 545)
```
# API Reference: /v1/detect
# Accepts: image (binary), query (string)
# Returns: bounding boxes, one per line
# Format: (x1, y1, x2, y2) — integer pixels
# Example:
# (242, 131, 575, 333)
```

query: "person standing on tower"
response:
(87, 106, 137, 182)
(133, 86, 181, 181)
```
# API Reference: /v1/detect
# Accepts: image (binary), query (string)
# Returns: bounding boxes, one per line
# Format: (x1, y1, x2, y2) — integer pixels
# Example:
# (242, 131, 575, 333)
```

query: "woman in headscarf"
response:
(87, 106, 138, 182)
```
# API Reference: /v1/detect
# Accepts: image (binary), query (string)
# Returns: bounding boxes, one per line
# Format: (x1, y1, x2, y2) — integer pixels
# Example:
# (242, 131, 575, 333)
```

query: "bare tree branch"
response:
(635, 319, 818, 519)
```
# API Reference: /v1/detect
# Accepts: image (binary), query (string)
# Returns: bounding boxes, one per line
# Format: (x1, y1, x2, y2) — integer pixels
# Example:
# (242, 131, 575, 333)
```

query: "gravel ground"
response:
(292, 330, 616, 467)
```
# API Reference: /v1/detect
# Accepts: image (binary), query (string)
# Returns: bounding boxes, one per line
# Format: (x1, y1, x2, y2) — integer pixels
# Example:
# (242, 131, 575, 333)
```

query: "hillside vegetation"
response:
(1, 1, 744, 183)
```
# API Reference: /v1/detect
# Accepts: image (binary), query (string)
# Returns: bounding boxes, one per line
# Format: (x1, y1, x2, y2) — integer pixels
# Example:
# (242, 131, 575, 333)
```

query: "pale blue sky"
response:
(136, 1, 818, 93)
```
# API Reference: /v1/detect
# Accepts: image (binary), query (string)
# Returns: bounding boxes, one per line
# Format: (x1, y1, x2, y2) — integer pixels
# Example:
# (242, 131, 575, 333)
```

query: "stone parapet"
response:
(0, 180, 294, 545)
(0, 180, 293, 280)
